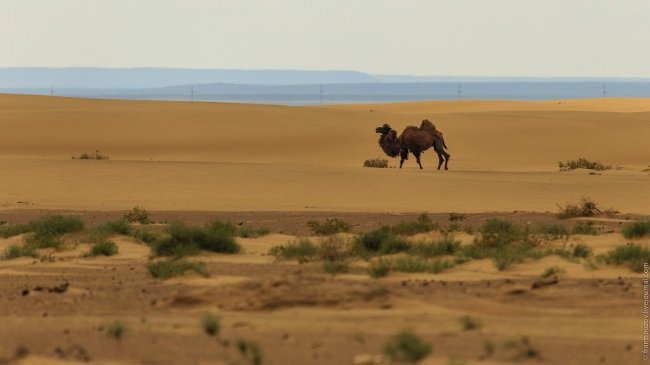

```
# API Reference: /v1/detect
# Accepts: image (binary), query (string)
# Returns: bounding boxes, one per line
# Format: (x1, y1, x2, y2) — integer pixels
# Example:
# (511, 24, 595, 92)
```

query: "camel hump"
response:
(419, 119, 437, 133)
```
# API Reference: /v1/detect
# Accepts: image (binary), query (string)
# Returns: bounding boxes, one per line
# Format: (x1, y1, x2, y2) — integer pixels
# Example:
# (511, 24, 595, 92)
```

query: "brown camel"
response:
(375, 120, 450, 170)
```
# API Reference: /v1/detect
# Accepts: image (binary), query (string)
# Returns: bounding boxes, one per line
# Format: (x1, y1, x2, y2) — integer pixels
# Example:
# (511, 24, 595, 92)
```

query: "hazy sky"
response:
(2, 0, 649, 77)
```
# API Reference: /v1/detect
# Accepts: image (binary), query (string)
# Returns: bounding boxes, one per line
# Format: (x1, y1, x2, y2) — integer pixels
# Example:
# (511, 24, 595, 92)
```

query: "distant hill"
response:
(0, 68, 380, 88)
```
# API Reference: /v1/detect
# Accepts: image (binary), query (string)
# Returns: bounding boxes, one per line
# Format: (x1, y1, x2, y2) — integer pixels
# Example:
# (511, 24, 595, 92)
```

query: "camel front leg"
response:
(437, 152, 444, 170)
(413, 150, 423, 169)
(399, 149, 408, 168)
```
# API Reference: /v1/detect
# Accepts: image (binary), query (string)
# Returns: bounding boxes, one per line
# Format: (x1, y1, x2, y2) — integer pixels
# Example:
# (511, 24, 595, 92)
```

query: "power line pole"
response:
(319, 84, 323, 105)
(457, 84, 462, 99)
(190, 85, 194, 101)
(50, 85, 54, 97)
(602, 84, 607, 98)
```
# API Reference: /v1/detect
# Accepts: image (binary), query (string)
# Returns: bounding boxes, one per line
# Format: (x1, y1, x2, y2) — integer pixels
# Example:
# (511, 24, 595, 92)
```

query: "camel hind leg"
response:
(413, 150, 423, 169)
(399, 149, 409, 169)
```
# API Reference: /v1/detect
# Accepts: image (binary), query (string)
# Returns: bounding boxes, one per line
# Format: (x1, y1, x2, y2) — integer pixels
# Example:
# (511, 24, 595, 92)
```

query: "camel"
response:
(375, 120, 450, 170)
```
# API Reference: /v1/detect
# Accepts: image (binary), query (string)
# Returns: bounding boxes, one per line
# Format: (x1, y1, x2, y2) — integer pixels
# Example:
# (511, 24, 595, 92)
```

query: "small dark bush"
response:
(107, 321, 126, 340)
(202, 314, 220, 336)
(238, 226, 271, 238)
(558, 158, 611, 171)
(89, 240, 119, 256)
(368, 259, 391, 278)
(124, 206, 150, 224)
(459, 315, 482, 331)
(599, 243, 650, 272)
(323, 260, 350, 275)
(73, 150, 110, 160)
(384, 330, 432, 362)
(237, 340, 263, 365)
(557, 197, 602, 219)
(363, 157, 389, 168)
(152, 221, 240, 257)
(147, 259, 208, 279)
(622, 221, 650, 239)
(409, 235, 460, 257)
(355, 226, 392, 253)
(572, 243, 592, 258)
(541, 265, 565, 277)
(269, 239, 317, 262)
(307, 218, 352, 235)
(449, 212, 466, 222)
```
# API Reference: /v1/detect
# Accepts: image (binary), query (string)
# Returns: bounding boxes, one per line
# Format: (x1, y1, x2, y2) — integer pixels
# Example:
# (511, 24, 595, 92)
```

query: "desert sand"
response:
(1, 94, 649, 365)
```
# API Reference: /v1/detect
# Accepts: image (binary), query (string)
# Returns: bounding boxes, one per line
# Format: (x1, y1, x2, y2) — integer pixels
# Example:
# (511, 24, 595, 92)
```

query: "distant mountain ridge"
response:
(2, 67, 650, 89)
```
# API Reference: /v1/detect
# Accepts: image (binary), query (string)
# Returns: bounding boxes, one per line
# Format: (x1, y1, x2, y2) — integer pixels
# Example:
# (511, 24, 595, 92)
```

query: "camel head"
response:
(375, 124, 393, 135)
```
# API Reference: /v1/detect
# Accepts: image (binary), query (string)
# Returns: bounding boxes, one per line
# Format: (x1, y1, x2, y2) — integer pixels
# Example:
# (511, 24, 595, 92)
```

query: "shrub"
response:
(557, 197, 602, 219)
(307, 218, 352, 235)
(363, 157, 389, 168)
(201, 314, 220, 336)
(147, 259, 208, 279)
(558, 158, 611, 171)
(2, 245, 38, 260)
(368, 259, 391, 278)
(479, 219, 520, 248)
(461, 240, 538, 271)
(89, 240, 119, 256)
(73, 150, 110, 160)
(269, 239, 317, 262)
(95, 218, 132, 236)
(318, 236, 350, 261)
(409, 236, 460, 257)
(391, 257, 454, 274)
(0, 222, 31, 238)
(152, 221, 240, 257)
(459, 315, 482, 331)
(541, 265, 565, 277)
(572, 243, 592, 258)
(384, 330, 432, 363)
(132, 229, 161, 244)
(237, 340, 263, 365)
(449, 212, 467, 222)
(124, 206, 150, 224)
(31, 215, 84, 237)
(26, 234, 64, 250)
(622, 221, 650, 239)
(391, 214, 439, 236)
(572, 221, 598, 235)
(538, 224, 569, 239)
(599, 243, 650, 272)
(107, 321, 126, 340)
(355, 227, 412, 255)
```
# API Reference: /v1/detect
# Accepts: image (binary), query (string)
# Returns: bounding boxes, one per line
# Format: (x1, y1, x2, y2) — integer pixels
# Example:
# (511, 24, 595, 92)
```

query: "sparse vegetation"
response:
(73, 150, 110, 160)
(307, 218, 352, 235)
(363, 157, 389, 168)
(107, 321, 126, 340)
(572, 243, 592, 258)
(201, 314, 220, 336)
(147, 259, 208, 279)
(238, 226, 271, 238)
(599, 243, 650, 272)
(459, 315, 482, 331)
(557, 197, 602, 219)
(323, 260, 350, 275)
(355, 227, 411, 255)
(449, 212, 466, 222)
(384, 330, 432, 363)
(124, 206, 150, 224)
(368, 258, 392, 278)
(538, 224, 569, 240)
(622, 221, 650, 239)
(558, 158, 611, 171)
(152, 221, 240, 257)
(572, 221, 598, 235)
(237, 339, 263, 365)
(409, 235, 460, 258)
(89, 240, 119, 256)
(269, 238, 317, 262)
(391, 213, 439, 236)
(2, 244, 38, 260)
(391, 257, 454, 274)
(541, 265, 565, 277)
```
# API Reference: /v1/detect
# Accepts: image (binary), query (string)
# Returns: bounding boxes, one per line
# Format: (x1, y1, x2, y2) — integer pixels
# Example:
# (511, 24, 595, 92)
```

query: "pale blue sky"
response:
(2, 0, 649, 76)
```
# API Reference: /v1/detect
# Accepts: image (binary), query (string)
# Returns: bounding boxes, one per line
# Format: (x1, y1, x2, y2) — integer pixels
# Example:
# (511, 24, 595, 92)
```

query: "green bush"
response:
(237, 340, 263, 365)
(479, 219, 520, 248)
(363, 157, 389, 168)
(599, 243, 650, 272)
(538, 224, 569, 239)
(368, 259, 391, 278)
(558, 158, 611, 171)
(133, 229, 161, 244)
(147, 259, 208, 279)
(355, 227, 411, 255)
(622, 221, 650, 239)
(2, 244, 38, 260)
(409, 235, 460, 257)
(152, 221, 240, 257)
(541, 265, 565, 277)
(459, 315, 482, 331)
(384, 330, 432, 363)
(124, 206, 150, 224)
(89, 240, 119, 256)
(391, 214, 439, 236)
(95, 218, 132, 236)
(238, 226, 271, 238)
(323, 260, 350, 275)
(307, 218, 352, 235)
(269, 239, 317, 262)
(201, 314, 220, 336)
(107, 320, 126, 340)
(0, 222, 31, 238)
(572, 243, 593, 258)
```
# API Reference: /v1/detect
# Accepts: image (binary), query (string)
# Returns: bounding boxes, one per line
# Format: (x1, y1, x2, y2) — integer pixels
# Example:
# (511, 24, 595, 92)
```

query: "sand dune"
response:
(1, 93, 649, 213)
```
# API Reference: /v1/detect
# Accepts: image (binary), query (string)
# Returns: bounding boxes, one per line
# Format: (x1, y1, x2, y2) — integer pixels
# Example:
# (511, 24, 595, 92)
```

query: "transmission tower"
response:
(319, 84, 323, 105)
(457, 84, 462, 99)
(602, 84, 607, 98)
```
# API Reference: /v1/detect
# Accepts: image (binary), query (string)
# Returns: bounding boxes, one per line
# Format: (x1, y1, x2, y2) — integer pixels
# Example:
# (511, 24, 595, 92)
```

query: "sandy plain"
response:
(1, 94, 649, 365)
